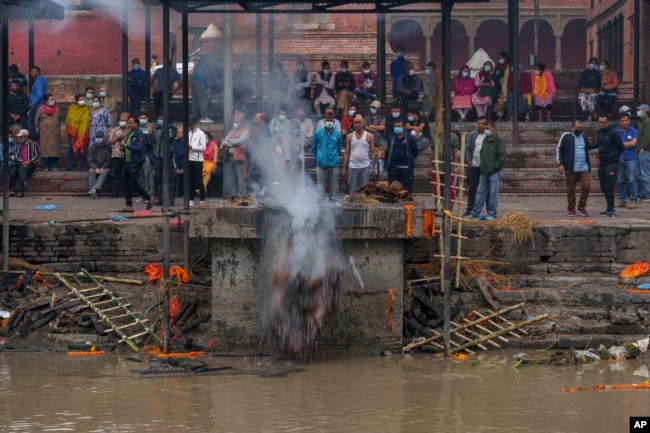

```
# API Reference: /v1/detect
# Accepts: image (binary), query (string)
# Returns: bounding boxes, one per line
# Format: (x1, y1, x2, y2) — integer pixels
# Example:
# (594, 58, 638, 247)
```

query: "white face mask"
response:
(119, 121, 127, 128)
(424, 68, 430, 74)
(409, 69, 415, 76)
(363, 69, 370, 74)
(461, 71, 469, 78)
(278, 115, 287, 121)
(499, 58, 505, 64)
(77, 100, 86, 106)
(392, 112, 400, 118)
(324, 121, 334, 129)
(233, 123, 239, 129)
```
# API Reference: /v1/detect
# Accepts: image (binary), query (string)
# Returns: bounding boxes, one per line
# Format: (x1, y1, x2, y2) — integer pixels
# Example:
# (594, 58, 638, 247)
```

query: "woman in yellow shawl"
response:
(532, 62, 556, 122)
(65, 93, 90, 171)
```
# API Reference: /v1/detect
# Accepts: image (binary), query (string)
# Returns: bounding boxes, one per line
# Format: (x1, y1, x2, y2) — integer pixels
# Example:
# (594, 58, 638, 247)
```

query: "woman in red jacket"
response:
(452, 65, 475, 122)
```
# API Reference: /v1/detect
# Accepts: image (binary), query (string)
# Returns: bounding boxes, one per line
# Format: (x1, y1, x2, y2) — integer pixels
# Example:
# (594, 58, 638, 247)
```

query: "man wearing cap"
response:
(355, 61, 378, 103)
(311, 109, 342, 196)
(364, 100, 387, 149)
(87, 131, 112, 199)
(421, 62, 439, 120)
(313, 61, 335, 116)
(637, 104, 650, 201)
(291, 58, 313, 112)
(614, 113, 638, 209)
(14, 129, 40, 198)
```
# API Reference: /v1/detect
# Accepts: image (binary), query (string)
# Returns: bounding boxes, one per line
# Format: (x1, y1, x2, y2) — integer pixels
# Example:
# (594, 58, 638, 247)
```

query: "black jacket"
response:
(557, 132, 597, 173)
(596, 126, 625, 166)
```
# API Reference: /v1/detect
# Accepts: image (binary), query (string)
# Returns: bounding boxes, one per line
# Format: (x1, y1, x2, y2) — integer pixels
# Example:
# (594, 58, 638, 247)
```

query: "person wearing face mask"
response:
(595, 60, 620, 118)
(452, 65, 475, 122)
(151, 59, 182, 117)
(295, 106, 314, 147)
(108, 112, 129, 198)
(1, 126, 21, 195)
(385, 102, 407, 140)
(595, 115, 625, 217)
(127, 58, 147, 116)
(244, 112, 271, 196)
(421, 62, 440, 121)
(270, 109, 290, 152)
(291, 58, 313, 113)
(119, 116, 156, 212)
(578, 58, 601, 122)
(464, 121, 505, 220)
(136, 111, 156, 198)
(557, 120, 598, 217)
(385, 118, 418, 194)
(282, 118, 307, 187)
(636, 104, 650, 201)
(364, 100, 387, 150)
(13, 129, 40, 198)
(614, 113, 639, 209)
(334, 60, 356, 117)
(87, 131, 112, 198)
(341, 105, 358, 135)
(395, 61, 422, 114)
(355, 61, 378, 103)
(89, 96, 112, 147)
(35, 93, 61, 171)
(311, 109, 343, 197)
(532, 63, 556, 121)
(405, 109, 431, 151)
(390, 45, 408, 94)
(268, 61, 291, 117)
(99, 84, 117, 125)
(463, 117, 487, 216)
(493, 52, 511, 121)
(313, 60, 336, 116)
(65, 93, 91, 171)
(222, 110, 250, 198)
(316, 109, 342, 133)
(472, 61, 499, 119)
(84, 87, 95, 107)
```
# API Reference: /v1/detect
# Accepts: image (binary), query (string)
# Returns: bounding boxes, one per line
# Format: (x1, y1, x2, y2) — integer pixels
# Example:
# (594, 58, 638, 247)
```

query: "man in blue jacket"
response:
(120, 116, 155, 212)
(28, 66, 47, 139)
(557, 120, 598, 217)
(385, 117, 419, 193)
(311, 109, 342, 196)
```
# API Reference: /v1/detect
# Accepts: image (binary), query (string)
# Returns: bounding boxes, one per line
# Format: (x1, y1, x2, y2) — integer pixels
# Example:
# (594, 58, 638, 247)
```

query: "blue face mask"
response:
(8, 138, 14, 144)
(484, 65, 492, 72)
(323, 69, 330, 75)
(86, 93, 94, 99)
(394, 127, 403, 135)
(341, 68, 348, 73)
(407, 116, 414, 122)
(599, 65, 605, 72)
(348, 110, 355, 117)
(92, 102, 100, 108)
(462, 71, 469, 78)
(157, 119, 164, 126)
(397, 52, 404, 58)
(370, 107, 377, 114)
(638, 111, 643, 117)
(133, 64, 141, 71)
(485, 129, 493, 137)
(589, 63, 596, 70)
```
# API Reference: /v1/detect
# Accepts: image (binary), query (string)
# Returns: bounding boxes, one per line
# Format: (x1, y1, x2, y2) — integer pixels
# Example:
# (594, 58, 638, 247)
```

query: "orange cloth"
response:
(533, 72, 548, 99)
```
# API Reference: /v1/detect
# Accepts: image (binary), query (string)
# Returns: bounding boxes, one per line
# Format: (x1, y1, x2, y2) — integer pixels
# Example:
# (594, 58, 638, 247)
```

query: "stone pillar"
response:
(555, 35, 562, 70)
(468, 33, 475, 57)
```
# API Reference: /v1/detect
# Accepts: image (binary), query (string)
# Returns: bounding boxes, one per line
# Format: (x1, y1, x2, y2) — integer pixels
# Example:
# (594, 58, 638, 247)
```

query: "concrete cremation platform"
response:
(190, 202, 424, 353)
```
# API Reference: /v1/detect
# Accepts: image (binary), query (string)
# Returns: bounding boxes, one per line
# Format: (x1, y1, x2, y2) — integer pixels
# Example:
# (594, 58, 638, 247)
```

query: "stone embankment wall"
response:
(4, 221, 186, 273)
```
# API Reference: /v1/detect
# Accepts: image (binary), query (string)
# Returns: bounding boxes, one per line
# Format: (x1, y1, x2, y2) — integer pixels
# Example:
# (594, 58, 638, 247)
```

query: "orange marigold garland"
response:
(169, 266, 189, 286)
(144, 264, 164, 284)
(619, 261, 650, 279)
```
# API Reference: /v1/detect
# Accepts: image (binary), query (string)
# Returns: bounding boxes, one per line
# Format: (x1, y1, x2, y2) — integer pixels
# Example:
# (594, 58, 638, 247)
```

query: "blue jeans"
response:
(470, 170, 502, 218)
(354, 88, 374, 101)
(618, 159, 637, 202)
(638, 151, 650, 199)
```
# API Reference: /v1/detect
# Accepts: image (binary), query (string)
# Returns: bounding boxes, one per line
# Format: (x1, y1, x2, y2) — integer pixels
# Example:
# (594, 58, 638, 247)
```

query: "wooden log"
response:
(449, 314, 549, 354)
(29, 311, 57, 331)
(476, 276, 502, 311)
(40, 300, 80, 316)
(1, 270, 144, 285)
(402, 302, 526, 352)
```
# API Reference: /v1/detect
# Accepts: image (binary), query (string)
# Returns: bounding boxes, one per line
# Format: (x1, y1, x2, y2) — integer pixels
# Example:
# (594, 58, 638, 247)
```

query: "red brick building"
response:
(7, 1, 590, 98)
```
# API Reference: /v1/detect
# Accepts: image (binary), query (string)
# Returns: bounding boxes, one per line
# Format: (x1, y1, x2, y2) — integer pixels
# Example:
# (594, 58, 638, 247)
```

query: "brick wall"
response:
(3, 222, 187, 273)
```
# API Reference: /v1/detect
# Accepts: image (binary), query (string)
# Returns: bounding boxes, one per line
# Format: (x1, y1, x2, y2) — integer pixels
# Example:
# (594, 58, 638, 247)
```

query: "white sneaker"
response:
(200, 117, 215, 123)
(189, 200, 196, 207)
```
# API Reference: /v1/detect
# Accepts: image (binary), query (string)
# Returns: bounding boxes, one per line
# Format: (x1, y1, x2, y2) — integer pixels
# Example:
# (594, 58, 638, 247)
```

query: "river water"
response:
(0, 351, 648, 433)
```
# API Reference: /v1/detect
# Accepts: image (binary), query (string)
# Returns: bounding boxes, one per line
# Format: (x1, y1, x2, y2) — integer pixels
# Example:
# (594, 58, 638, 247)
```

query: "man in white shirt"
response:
(463, 117, 487, 217)
(187, 115, 207, 207)
(342, 114, 376, 194)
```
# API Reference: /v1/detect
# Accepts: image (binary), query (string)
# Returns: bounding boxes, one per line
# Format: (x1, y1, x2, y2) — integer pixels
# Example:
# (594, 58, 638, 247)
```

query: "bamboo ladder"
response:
(56, 269, 162, 352)
(402, 302, 548, 354)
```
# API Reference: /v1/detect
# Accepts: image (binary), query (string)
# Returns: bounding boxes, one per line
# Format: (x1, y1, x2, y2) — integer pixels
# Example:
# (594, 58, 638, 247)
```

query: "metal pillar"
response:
(268, 13, 274, 114)
(162, 0, 171, 353)
(377, 13, 386, 105)
(145, 5, 152, 100)
(509, 0, 519, 146)
(255, 13, 263, 113)
(28, 20, 34, 76)
(441, 0, 453, 358)
(122, 0, 129, 114)
(2, 17, 9, 271)
(181, 7, 190, 272)
(223, 13, 233, 129)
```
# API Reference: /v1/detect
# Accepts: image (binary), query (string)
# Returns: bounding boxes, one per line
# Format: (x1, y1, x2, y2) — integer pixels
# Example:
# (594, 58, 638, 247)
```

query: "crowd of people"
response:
(0, 50, 644, 219)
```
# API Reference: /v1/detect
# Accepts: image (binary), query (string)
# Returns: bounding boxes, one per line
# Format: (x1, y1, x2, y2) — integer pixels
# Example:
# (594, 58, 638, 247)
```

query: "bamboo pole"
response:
(0, 270, 143, 285)
(455, 134, 467, 288)
(450, 314, 548, 354)
(402, 302, 527, 352)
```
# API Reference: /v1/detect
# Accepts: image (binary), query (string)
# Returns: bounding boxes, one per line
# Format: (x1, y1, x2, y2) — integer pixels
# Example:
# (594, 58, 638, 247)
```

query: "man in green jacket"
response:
(465, 120, 506, 220)
(637, 104, 650, 201)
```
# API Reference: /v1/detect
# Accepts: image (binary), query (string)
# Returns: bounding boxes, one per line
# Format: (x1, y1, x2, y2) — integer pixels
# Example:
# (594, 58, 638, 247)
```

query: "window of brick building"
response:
(597, 14, 623, 74)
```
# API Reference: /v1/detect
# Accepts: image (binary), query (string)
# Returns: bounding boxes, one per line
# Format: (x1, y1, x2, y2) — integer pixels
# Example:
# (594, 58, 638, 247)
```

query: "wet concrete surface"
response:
(2, 192, 650, 226)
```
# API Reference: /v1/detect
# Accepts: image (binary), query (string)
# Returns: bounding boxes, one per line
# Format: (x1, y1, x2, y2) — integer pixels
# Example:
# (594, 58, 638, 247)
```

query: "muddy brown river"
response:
(0, 351, 648, 432)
